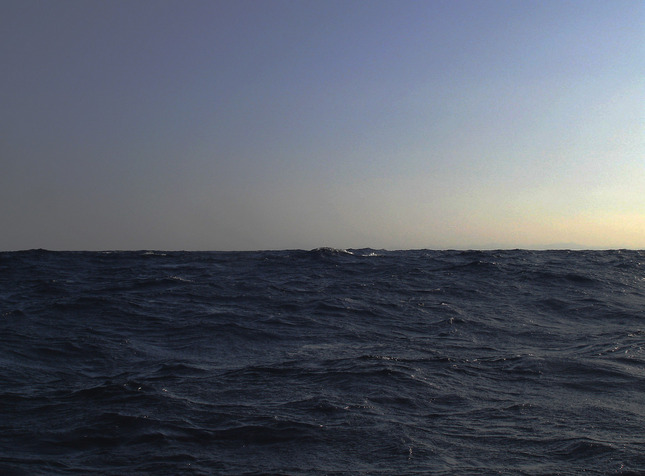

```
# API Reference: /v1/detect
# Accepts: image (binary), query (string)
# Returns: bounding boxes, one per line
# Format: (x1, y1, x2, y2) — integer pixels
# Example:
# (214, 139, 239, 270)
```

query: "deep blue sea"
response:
(1, 249, 643, 475)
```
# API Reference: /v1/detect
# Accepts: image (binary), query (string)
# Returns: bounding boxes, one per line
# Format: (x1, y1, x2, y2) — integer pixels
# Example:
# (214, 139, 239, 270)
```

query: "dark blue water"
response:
(1, 249, 643, 475)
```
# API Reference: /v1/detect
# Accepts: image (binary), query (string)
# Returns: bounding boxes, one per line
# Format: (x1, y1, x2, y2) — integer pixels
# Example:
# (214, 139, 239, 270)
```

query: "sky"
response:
(1, 0, 643, 251)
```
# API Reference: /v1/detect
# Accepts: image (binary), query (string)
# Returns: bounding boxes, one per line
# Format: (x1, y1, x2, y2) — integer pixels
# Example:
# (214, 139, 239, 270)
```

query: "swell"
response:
(1, 249, 644, 474)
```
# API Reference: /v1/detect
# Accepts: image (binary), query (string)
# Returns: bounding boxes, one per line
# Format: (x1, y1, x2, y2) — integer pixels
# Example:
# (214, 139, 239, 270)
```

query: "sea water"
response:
(1, 249, 643, 474)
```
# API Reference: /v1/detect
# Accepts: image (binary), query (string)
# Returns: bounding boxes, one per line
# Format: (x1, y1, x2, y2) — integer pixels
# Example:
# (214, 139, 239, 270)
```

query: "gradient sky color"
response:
(2, 0, 643, 250)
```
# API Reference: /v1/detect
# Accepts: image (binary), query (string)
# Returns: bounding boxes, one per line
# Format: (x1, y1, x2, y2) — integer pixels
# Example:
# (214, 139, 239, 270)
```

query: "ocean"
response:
(1, 248, 643, 475)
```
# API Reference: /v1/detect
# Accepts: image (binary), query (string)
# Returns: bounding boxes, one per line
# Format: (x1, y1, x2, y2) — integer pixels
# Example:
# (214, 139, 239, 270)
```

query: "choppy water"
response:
(1, 248, 644, 474)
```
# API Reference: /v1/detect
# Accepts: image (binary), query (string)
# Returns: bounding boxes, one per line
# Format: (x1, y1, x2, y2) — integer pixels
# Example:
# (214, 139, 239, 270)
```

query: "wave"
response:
(1, 249, 644, 474)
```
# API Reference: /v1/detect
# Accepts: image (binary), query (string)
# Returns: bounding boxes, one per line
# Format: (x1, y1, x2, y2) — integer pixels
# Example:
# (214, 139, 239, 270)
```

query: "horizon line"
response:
(2, 246, 643, 253)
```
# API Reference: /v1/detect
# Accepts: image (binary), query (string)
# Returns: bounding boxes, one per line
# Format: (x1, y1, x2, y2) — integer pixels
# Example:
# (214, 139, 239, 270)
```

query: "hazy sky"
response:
(2, 0, 643, 250)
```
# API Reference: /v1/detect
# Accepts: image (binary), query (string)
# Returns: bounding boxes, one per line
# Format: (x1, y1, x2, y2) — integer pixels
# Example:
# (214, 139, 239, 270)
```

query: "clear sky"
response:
(2, 0, 643, 251)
